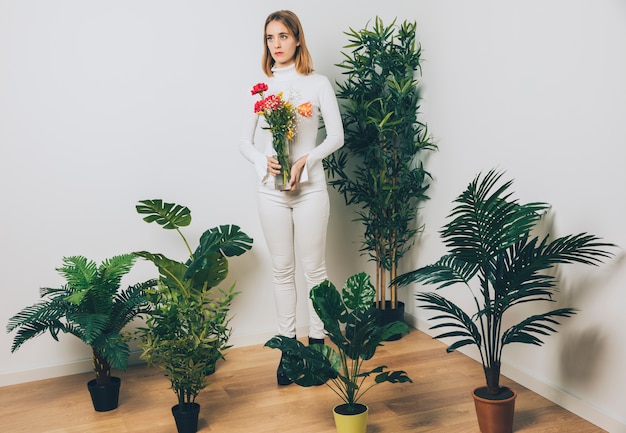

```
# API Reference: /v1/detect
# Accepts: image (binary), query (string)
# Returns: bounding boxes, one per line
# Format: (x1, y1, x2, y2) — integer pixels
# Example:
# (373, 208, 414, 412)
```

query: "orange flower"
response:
(297, 102, 313, 118)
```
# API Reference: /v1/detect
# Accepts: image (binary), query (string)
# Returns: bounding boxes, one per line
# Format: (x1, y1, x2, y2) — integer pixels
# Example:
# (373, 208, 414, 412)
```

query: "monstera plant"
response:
(134, 199, 253, 433)
(266, 272, 412, 433)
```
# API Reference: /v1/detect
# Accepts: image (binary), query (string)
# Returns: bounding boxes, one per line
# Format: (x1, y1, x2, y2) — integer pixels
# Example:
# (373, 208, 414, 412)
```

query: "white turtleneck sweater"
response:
(239, 64, 344, 191)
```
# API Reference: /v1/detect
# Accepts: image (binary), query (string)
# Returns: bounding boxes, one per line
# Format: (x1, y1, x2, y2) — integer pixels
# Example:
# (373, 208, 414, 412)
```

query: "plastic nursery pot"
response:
(87, 376, 121, 412)
(172, 402, 201, 433)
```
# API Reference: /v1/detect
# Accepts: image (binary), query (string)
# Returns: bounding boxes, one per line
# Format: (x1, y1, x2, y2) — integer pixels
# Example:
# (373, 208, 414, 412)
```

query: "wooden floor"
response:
(0, 328, 607, 433)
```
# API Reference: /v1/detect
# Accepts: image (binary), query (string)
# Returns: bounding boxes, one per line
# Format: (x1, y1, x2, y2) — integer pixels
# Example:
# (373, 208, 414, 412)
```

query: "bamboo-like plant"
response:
(134, 199, 253, 415)
(394, 169, 615, 397)
(7, 254, 154, 386)
(325, 17, 436, 310)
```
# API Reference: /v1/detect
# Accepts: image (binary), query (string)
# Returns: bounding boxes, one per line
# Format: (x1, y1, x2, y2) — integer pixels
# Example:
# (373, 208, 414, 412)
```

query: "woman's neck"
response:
(272, 63, 297, 78)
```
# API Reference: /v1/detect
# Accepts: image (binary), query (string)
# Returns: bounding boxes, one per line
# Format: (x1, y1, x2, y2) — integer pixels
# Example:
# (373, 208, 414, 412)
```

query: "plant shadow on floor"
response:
(510, 407, 539, 431)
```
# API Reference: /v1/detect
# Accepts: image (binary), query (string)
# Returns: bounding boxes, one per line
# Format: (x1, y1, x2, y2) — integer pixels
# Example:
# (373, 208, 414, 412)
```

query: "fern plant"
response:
(7, 254, 155, 385)
(394, 169, 615, 397)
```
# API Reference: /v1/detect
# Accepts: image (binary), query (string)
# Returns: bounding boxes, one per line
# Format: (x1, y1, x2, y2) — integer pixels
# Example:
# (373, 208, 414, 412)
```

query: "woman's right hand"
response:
(267, 156, 281, 176)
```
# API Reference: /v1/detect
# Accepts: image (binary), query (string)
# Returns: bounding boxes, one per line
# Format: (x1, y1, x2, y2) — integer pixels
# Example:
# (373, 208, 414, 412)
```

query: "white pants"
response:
(257, 187, 329, 340)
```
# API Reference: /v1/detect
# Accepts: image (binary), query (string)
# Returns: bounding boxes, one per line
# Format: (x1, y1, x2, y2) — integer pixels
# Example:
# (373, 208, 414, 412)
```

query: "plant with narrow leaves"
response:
(394, 169, 615, 397)
(324, 17, 436, 311)
(135, 199, 253, 412)
(266, 272, 412, 413)
(7, 254, 155, 385)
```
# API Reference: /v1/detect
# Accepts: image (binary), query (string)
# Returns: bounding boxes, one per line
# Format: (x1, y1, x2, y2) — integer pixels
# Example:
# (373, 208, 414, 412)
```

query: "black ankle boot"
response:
(276, 353, 292, 386)
(308, 337, 325, 346)
(276, 336, 297, 386)
(307, 337, 325, 386)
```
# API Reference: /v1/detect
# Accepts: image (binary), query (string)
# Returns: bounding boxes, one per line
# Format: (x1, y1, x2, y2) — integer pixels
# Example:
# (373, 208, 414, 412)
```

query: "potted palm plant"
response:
(6, 254, 155, 412)
(265, 272, 412, 433)
(394, 169, 615, 433)
(325, 17, 436, 323)
(134, 199, 253, 433)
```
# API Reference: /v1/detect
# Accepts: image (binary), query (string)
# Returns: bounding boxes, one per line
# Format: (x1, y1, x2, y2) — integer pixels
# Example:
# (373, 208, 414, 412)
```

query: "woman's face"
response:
(266, 20, 299, 68)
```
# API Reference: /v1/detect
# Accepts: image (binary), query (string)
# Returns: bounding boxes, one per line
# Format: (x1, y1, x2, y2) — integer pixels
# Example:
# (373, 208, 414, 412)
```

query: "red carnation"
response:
(264, 94, 281, 111)
(254, 100, 265, 113)
(251, 82, 269, 96)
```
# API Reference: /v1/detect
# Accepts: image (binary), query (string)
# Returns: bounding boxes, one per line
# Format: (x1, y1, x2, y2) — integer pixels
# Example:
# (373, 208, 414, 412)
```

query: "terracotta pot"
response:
(472, 386, 516, 433)
(332, 403, 368, 433)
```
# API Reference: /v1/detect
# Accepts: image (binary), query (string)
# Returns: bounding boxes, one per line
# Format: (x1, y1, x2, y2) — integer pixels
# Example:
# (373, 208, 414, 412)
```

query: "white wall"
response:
(1, 1, 624, 432)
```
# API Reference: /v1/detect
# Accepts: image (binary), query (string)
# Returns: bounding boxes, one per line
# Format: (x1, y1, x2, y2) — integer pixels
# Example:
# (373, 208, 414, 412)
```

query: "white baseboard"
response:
(0, 327, 304, 388)
(1, 359, 93, 387)
(0, 351, 146, 387)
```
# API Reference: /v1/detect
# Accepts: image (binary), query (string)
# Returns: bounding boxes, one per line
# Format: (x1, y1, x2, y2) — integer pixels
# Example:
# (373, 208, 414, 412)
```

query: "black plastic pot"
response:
(87, 376, 121, 412)
(376, 301, 406, 341)
(172, 402, 201, 433)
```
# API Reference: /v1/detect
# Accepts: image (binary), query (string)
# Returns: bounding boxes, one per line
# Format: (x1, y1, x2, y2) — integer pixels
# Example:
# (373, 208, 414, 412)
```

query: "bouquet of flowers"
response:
(251, 82, 312, 190)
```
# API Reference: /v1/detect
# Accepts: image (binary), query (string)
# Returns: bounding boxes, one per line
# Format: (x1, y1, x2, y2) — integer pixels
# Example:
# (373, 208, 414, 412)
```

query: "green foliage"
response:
(141, 281, 238, 411)
(135, 199, 253, 410)
(136, 199, 191, 230)
(6, 254, 154, 385)
(394, 169, 615, 395)
(265, 272, 412, 413)
(324, 17, 436, 307)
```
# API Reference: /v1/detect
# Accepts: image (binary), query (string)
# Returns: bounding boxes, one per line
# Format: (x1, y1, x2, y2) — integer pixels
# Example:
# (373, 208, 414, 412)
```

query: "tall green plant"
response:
(325, 17, 436, 310)
(134, 199, 253, 412)
(7, 254, 154, 385)
(394, 169, 615, 396)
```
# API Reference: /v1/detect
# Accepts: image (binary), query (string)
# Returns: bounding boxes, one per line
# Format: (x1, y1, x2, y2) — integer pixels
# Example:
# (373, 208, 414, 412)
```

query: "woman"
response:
(239, 10, 344, 385)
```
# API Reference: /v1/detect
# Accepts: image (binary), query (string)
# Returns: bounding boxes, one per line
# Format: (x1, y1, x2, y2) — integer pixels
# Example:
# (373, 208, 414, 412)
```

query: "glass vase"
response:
(272, 132, 292, 191)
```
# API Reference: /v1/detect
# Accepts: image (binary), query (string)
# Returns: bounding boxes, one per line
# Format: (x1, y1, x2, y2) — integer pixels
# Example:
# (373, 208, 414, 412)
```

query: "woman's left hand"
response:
(287, 155, 308, 191)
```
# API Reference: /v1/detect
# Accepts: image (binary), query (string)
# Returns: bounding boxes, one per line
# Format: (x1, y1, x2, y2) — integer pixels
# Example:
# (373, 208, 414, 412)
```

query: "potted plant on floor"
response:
(134, 199, 253, 433)
(394, 169, 615, 433)
(265, 272, 412, 433)
(6, 254, 155, 412)
(325, 17, 436, 324)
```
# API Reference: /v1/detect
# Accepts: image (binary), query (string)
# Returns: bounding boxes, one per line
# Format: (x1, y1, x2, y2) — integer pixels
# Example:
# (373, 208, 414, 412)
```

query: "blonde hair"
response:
(262, 10, 313, 77)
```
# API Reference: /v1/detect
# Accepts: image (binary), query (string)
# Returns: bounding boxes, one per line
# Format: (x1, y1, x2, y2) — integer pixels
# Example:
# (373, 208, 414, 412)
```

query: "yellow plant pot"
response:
(332, 404, 368, 433)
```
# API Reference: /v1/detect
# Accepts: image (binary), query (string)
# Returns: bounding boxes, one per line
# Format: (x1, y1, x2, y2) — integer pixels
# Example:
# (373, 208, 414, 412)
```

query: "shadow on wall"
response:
(531, 208, 621, 307)
(537, 212, 625, 388)
(489, 205, 619, 390)
(558, 327, 605, 385)
(326, 188, 369, 275)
